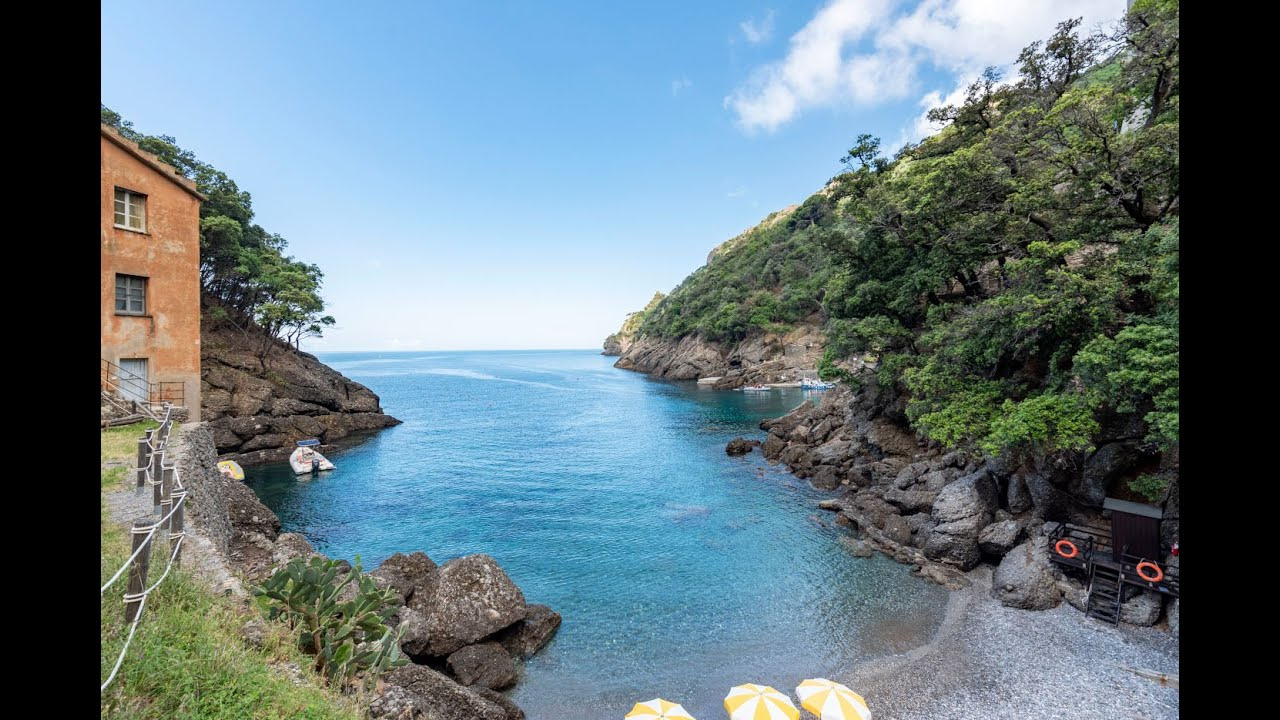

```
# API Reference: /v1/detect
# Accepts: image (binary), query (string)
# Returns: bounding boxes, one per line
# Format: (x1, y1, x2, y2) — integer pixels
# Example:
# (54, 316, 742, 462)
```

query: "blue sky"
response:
(102, 0, 1124, 351)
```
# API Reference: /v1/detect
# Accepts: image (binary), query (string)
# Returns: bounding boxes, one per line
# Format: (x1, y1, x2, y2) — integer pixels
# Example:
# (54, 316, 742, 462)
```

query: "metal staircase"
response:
(1085, 564, 1123, 625)
(100, 358, 185, 422)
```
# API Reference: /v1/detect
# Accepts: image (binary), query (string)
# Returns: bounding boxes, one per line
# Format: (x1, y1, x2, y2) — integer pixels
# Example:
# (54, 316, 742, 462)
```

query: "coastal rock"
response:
(838, 536, 874, 557)
(1119, 590, 1163, 626)
(472, 688, 526, 720)
(882, 514, 913, 545)
(894, 463, 927, 489)
(761, 434, 788, 460)
(924, 470, 998, 569)
(494, 603, 562, 659)
(1167, 598, 1179, 638)
(370, 664, 516, 720)
(402, 554, 527, 657)
(271, 532, 320, 568)
(725, 437, 761, 456)
(978, 520, 1023, 557)
(884, 487, 938, 513)
(810, 466, 841, 490)
(818, 499, 843, 511)
(372, 551, 439, 606)
(1074, 442, 1141, 506)
(992, 540, 1062, 610)
(446, 643, 519, 690)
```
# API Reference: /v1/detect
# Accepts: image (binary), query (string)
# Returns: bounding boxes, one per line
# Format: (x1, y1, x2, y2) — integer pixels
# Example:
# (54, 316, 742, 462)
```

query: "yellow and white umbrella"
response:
(724, 683, 799, 720)
(795, 679, 870, 720)
(625, 698, 696, 719)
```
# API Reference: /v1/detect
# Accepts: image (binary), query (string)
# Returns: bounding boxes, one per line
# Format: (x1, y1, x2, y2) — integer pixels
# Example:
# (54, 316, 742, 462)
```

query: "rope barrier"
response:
(100, 494, 187, 594)
(100, 418, 189, 692)
(100, 594, 146, 692)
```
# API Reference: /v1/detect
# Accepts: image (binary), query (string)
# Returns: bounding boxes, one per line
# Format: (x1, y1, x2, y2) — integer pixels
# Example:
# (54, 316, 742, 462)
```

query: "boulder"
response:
(725, 437, 761, 456)
(992, 540, 1062, 610)
(761, 434, 788, 460)
(370, 664, 517, 720)
(883, 487, 938, 513)
(811, 439, 856, 466)
(472, 687, 526, 720)
(810, 466, 841, 490)
(1006, 472, 1034, 514)
(1167, 598, 1179, 638)
(446, 642, 519, 690)
(978, 520, 1023, 557)
(924, 470, 998, 569)
(270, 533, 320, 568)
(494, 603, 562, 659)
(371, 551, 439, 605)
(401, 554, 528, 657)
(1119, 590, 1163, 626)
(1074, 442, 1141, 506)
(881, 514, 912, 545)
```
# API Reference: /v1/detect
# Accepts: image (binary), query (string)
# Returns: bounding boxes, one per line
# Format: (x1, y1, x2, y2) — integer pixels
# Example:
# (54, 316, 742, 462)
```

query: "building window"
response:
(115, 274, 146, 315)
(114, 188, 146, 231)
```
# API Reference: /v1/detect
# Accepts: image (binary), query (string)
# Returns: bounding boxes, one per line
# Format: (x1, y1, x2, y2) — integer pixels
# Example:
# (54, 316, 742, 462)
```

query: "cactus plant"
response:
(254, 555, 407, 688)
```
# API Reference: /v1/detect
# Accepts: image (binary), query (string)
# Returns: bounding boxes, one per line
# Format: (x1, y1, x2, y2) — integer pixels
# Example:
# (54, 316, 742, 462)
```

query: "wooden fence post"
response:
(160, 464, 174, 530)
(124, 518, 154, 623)
(151, 451, 164, 515)
(171, 491, 186, 568)
(136, 438, 149, 494)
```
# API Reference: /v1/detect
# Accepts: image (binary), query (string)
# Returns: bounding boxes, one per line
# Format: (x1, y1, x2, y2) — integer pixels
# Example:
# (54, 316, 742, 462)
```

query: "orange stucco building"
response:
(101, 124, 205, 420)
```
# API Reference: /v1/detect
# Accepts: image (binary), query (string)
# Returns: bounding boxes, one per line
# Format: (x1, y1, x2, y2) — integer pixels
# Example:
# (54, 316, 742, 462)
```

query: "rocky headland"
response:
(200, 321, 401, 466)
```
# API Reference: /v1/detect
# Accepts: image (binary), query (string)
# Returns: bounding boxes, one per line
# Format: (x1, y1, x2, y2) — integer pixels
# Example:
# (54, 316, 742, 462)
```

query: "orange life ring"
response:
(1136, 561, 1164, 583)
(1054, 539, 1078, 559)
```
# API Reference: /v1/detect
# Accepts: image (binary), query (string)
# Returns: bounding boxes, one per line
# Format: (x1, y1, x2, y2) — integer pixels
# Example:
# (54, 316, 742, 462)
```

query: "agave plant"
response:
(254, 555, 408, 688)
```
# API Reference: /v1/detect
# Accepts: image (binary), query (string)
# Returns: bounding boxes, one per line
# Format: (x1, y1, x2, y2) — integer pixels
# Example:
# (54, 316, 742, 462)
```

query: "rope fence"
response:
(101, 404, 190, 692)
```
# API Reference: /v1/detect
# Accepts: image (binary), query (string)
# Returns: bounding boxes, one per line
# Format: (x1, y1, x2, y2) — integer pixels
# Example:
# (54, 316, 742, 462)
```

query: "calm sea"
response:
(244, 350, 945, 718)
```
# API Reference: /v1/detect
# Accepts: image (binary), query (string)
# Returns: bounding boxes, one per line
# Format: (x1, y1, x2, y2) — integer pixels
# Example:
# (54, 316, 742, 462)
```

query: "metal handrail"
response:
(101, 358, 185, 408)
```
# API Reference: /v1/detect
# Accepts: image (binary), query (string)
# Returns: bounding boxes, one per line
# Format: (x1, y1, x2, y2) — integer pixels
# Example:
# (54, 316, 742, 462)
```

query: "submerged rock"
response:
(446, 642, 518, 690)
(495, 603, 562, 659)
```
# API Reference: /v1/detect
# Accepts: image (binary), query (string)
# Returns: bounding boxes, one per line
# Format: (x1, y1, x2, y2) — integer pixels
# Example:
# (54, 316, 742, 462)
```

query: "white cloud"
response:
(726, 0, 1125, 134)
(740, 10, 776, 44)
(671, 76, 693, 96)
(726, 187, 747, 198)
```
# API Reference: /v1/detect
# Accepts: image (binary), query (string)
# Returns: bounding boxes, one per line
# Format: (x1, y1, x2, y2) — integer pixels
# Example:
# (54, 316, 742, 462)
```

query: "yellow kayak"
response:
(217, 460, 245, 481)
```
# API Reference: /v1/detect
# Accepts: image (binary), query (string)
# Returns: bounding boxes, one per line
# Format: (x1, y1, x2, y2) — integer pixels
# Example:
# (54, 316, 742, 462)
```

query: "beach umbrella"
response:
(795, 679, 870, 720)
(724, 683, 799, 720)
(625, 698, 696, 719)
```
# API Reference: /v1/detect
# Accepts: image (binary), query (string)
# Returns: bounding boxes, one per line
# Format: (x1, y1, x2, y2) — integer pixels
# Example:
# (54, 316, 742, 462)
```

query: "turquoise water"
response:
(244, 350, 946, 718)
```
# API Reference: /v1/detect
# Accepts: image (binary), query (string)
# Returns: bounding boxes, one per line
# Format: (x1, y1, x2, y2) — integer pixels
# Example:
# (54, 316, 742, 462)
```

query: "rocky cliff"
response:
(602, 291, 665, 356)
(614, 326, 825, 388)
(201, 320, 401, 465)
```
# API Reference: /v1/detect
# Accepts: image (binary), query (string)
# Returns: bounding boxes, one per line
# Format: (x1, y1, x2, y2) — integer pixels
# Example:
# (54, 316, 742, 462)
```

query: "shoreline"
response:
(842, 565, 1179, 719)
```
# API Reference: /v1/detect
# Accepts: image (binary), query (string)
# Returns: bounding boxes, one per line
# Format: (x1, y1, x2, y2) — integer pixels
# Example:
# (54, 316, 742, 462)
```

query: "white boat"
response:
(801, 377, 837, 390)
(290, 440, 335, 475)
(741, 384, 772, 392)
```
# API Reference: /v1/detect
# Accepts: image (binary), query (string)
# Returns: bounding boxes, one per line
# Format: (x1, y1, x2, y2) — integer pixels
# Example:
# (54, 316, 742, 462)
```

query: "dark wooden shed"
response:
(1103, 497, 1163, 562)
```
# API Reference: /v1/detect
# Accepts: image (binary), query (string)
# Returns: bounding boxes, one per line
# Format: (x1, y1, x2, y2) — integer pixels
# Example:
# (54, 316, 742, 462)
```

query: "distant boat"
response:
(801, 377, 837, 390)
(741, 384, 772, 392)
(290, 439, 335, 475)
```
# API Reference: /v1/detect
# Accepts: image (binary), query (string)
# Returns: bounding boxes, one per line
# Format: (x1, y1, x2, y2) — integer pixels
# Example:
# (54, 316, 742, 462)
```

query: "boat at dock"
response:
(289, 439, 335, 475)
(740, 384, 772, 392)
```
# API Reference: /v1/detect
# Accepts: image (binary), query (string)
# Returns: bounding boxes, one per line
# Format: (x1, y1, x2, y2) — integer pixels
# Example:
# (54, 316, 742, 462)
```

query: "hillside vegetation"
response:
(630, 0, 1178, 491)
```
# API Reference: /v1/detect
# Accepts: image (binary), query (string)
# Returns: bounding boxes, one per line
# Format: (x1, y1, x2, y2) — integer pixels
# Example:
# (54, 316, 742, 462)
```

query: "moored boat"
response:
(741, 384, 771, 392)
(289, 439, 335, 475)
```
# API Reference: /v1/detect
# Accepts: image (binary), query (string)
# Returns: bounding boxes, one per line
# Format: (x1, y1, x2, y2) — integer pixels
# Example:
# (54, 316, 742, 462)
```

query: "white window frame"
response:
(115, 274, 147, 316)
(114, 188, 146, 232)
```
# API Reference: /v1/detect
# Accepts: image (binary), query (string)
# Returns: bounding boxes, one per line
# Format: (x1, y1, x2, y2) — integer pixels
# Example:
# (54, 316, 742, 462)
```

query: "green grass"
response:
(101, 434, 362, 719)
(102, 420, 160, 465)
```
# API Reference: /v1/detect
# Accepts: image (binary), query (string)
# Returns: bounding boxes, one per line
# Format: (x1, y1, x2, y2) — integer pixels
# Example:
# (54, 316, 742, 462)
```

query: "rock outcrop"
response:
(400, 554, 528, 658)
(200, 322, 401, 465)
(992, 539, 1062, 610)
(602, 291, 666, 356)
(612, 326, 825, 388)
(726, 437, 761, 455)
